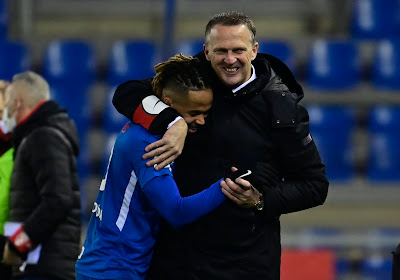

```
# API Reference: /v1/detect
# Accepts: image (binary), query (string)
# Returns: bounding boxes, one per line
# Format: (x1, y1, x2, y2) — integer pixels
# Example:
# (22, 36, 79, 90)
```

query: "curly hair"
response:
(152, 53, 211, 100)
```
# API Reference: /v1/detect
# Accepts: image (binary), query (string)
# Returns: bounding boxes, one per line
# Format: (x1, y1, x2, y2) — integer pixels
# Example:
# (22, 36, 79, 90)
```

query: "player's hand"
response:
(143, 119, 188, 170)
(3, 242, 24, 266)
(221, 167, 260, 208)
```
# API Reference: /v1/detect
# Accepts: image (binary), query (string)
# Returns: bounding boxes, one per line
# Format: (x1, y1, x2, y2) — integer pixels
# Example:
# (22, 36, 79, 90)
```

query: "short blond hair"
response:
(12, 71, 50, 107)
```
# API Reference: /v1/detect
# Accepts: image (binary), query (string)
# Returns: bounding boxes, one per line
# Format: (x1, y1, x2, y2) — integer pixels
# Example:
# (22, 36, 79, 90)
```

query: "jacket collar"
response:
(195, 52, 273, 102)
(195, 51, 304, 102)
(13, 100, 65, 152)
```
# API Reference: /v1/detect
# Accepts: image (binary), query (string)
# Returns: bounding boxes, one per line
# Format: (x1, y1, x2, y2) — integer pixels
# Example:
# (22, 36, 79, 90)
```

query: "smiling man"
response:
(112, 11, 329, 280)
(204, 17, 258, 88)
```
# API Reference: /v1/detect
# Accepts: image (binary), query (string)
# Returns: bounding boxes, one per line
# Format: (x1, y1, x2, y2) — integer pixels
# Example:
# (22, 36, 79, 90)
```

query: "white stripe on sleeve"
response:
(116, 170, 138, 231)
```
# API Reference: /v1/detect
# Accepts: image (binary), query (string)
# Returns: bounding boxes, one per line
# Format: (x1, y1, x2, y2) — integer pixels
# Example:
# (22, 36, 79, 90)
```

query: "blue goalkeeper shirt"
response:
(75, 122, 225, 280)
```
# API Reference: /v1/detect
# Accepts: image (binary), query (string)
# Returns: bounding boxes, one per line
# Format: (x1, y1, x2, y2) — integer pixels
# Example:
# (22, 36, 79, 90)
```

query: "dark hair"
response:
(205, 11, 256, 45)
(152, 53, 211, 98)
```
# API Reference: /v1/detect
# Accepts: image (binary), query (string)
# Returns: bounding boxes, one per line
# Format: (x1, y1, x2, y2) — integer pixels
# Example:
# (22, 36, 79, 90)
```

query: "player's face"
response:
(172, 88, 213, 134)
(204, 24, 258, 88)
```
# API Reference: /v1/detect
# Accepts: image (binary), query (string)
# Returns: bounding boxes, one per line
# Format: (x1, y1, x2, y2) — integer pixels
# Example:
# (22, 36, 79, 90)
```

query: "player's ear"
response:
(162, 96, 173, 106)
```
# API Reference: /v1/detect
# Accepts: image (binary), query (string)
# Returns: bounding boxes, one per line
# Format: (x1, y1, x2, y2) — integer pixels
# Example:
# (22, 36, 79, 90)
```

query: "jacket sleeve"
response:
(21, 130, 75, 244)
(258, 84, 329, 218)
(112, 78, 181, 135)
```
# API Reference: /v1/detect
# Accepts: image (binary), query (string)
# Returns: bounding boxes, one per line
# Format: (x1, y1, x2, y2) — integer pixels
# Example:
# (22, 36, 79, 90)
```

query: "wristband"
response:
(167, 116, 184, 130)
(8, 226, 33, 254)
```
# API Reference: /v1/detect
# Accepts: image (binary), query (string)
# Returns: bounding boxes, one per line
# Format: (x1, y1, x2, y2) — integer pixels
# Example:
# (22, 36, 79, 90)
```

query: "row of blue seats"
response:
(309, 105, 400, 183)
(292, 227, 400, 279)
(0, 0, 399, 41)
(0, 0, 5, 40)
(98, 105, 400, 183)
(2, 37, 400, 91)
(351, 0, 400, 40)
(2, 38, 400, 183)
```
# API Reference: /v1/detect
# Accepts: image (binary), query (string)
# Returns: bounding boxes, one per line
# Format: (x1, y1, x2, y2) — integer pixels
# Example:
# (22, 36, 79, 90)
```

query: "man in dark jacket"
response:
(113, 11, 329, 280)
(2, 71, 81, 280)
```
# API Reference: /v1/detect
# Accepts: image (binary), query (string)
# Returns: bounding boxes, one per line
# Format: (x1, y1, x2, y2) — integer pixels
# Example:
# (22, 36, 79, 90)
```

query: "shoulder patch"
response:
(302, 133, 313, 146)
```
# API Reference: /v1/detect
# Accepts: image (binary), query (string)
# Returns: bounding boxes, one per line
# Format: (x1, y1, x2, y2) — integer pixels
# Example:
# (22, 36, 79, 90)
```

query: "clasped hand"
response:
(142, 119, 187, 171)
(3, 241, 24, 266)
(221, 167, 260, 208)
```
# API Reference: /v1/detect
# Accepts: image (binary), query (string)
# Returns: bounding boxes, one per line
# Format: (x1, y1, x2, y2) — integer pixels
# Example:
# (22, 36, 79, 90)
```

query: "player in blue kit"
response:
(75, 54, 246, 280)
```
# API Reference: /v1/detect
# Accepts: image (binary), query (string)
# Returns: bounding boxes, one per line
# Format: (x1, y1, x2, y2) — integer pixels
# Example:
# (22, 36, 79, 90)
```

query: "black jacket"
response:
(9, 101, 81, 280)
(113, 53, 329, 280)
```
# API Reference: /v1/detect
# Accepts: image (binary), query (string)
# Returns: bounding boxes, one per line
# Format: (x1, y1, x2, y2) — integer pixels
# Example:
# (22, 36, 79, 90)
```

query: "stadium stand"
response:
(306, 39, 361, 91)
(308, 105, 356, 182)
(360, 255, 392, 280)
(0, 40, 30, 81)
(42, 40, 96, 132)
(175, 39, 204, 56)
(350, 0, 400, 40)
(257, 39, 296, 74)
(367, 106, 400, 182)
(5, 2, 400, 278)
(107, 39, 159, 86)
(371, 39, 400, 90)
(42, 39, 97, 184)
(0, 0, 6, 39)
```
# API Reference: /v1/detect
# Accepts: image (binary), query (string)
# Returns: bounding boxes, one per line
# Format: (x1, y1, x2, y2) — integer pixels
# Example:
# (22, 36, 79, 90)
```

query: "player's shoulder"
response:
(117, 122, 160, 149)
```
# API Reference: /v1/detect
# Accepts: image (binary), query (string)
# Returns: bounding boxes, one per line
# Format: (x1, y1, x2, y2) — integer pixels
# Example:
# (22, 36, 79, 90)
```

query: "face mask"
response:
(1, 107, 17, 133)
(0, 120, 12, 142)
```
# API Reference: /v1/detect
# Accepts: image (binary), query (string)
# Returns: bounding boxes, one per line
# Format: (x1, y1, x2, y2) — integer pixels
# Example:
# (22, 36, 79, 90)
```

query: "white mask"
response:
(1, 107, 17, 133)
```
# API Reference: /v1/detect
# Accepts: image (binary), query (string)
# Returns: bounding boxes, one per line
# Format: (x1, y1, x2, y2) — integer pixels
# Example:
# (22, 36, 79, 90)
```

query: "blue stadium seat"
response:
(0, 40, 30, 80)
(335, 258, 351, 279)
(258, 40, 296, 73)
(175, 39, 204, 56)
(42, 40, 96, 142)
(102, 86, 129, 134)
(0, 0, 7, 39)
(360, 256, 392, 280)
(100, 133, 119, 176)
(107, 40, 158, 86)
(308, 106, 355, 181)
(42, 40, 97, 84)
(50, 85, 92, 136)
(372, 39, 400, 89)
(306, 40, 361, 90)
(351, 0, 400, 40)
(367, 106, 400, 182)
(366, 228, 400, 250)
(298, 227, 344, 249)
(77, 133, 93, 184)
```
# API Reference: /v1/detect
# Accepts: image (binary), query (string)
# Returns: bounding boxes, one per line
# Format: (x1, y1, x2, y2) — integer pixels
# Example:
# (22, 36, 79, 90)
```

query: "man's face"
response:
(204, 24, 258, 88)
(170, 89, 213, 134)
(4, 85, 16, 119)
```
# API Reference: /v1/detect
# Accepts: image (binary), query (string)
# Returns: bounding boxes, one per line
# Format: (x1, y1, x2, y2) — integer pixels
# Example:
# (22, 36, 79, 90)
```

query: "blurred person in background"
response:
(113, 11, 329, 280)
(0, 80, 13, 280)
(75, 54, 252, 280)
(2, 71, 81, 280)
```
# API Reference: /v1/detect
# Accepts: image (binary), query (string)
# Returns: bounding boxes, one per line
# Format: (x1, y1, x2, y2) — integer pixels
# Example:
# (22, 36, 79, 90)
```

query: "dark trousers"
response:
(0, 263, 12, 280)
(393, 243, 400, 280)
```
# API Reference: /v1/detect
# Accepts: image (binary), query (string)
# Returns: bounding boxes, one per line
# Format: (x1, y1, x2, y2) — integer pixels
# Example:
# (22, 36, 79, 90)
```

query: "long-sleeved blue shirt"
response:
(75, 122, 225, 280)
